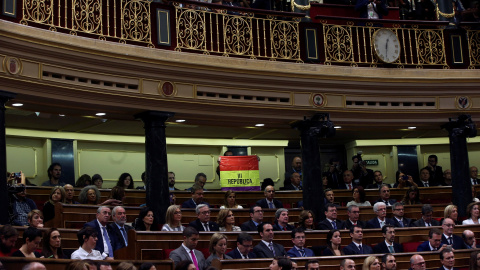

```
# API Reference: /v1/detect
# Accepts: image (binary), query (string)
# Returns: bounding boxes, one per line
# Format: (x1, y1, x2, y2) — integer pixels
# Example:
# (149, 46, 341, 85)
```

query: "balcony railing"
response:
(1, 0, 479, 68)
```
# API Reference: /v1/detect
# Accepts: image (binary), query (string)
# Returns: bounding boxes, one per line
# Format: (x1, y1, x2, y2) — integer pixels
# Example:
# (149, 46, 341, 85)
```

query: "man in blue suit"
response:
(366, 202, 393, 229)
(343, 225, 373, 255)
(417, 228, 446, 252)
(227, 233, 257, 259)
(287, 228, 315, 257)
(181, 185, 210, 208)
(83, 206, 116, 258)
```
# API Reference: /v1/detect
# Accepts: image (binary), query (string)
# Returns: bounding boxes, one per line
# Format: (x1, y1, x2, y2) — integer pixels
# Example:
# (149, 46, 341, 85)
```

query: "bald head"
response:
(22, 262, 46, 270)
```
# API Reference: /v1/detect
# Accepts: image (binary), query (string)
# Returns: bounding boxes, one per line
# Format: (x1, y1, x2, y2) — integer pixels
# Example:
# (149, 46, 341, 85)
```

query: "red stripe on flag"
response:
(219, 156, 259, 171)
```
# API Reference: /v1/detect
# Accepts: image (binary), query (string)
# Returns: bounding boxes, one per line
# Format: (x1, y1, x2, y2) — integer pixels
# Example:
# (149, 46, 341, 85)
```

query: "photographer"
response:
(393, 170, 418, 188)
(351, 154, 374, 189)
(8, 172, 38, 226)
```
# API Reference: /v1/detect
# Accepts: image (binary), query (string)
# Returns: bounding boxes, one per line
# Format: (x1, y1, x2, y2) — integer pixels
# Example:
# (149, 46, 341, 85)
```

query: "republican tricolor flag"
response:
(219, 155, 260, 191)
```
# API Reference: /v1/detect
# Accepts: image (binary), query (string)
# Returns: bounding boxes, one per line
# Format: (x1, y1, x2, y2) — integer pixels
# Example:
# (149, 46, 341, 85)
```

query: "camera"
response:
(402, 175, 409, 181)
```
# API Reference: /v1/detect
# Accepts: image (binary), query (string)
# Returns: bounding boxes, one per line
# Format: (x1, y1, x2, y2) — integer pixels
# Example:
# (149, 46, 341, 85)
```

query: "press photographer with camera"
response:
(7, 171, 38, 226)
(351, 153, 375, 189)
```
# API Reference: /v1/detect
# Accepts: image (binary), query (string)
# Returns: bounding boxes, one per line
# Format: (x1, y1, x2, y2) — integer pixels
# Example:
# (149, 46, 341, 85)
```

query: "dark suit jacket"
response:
(188, 219, 220, 232)
(417, 240, 435, 252)
(84, 219, 115, 255)
(374, 198, 397, 206)
(317, 219, 345, 230)
(366, 183, 391, 189)
(272, 222, 295, 231)
(413, 218, 440, 227)
(226, 248, 256, 259)
(441, 234, 467, 250)
(423, 165, 443, 186)
(181, 199, 210, 208)
(436, 268, 458, 270)
(415, 180, 438, 187)
(338, 182, 358, 190)
(240, 220, 261, 231)
(342, 242, 373, 255)
(107, 223, 133, 251)
(366, 217, 394, 229)
(283, 184, 302, 191)
(169, 246, 206, 270)
(255, 198, 283, 209)
(253, 241, 286, 258)
(373, 241, 404, 253)
(287, 247, 315, 257)
(355, 0, 389, 18)
(391, 217, 413, 228)
(344, 219, 366, 229)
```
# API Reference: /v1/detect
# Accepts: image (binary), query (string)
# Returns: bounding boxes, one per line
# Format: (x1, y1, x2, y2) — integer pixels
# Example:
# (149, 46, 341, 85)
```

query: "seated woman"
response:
(220, 190, 243, 209)
(27, 210, 44, 228)
(217, 209, 241, 232)
(104, 186, 125, 206)
(71, 226, 109, 260)
(41, 227, 65, 259)
(43, 186, 66, 223)
(463, 202, 480, 225)
(393, 170, 418, 188)
(322, 229, 343, 256)
(116, 173, 134, 190)
(12, 226, 42, 258)
(346, 186, 371, 207)
(444, 204, 461, 225)
(75, 174, 92, 188)
(401, 186, 421, 205)
(269, 256, 292, 270)
(363, 256, 381, 270)
(78, 185, 101, 205)
(297, 210, 315, 230)
(135, 207, 158, 231)
(92, 174, 104, 189)
(162, 205, 185, 231)
(205, 233, 232, 268)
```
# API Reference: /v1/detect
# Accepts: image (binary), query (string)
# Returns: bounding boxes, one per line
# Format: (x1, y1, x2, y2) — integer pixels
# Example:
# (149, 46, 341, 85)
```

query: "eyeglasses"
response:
(200, 211, 211, 215)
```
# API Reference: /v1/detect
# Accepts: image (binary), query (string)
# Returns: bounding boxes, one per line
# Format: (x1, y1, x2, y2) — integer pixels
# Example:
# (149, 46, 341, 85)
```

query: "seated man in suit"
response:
(169, 227, 206, 270)
(438, 247, 457, 270)
(181, 185, 210, 208)
(287, 228, 314, 257)
(417, 228, 447, 252)
(416, 168, 437, 188)
(283, 172, 302, 191)
(340, 259, 356, 270)
(305, 259, 320, 270)
(188, 204, 219, 232)
(108, 206, 133, 252)
(345, 205, 366, 229)
(413, 204, 440, 227)
(366, 171, 391, 189)
(343, 225, 373, 255)
(339, 170, 357, 190)
(318, 203, 345, 230)
(83, 206, 115, 259)
(324, 188, 339, 206)
(381, 254, 397, 270)
(391, 202, 413, 227)
(375, 185, 396, 206)
(256, 185, 283, 209)
(253, 222, 286, 258)
(441, 218, 467, 250)
(240, 206, 263, 231)
(273, 208, 295, 231)
(367, 202, 393, 229)
(462, 229, 480, 249)
(410, 254, 427, 270)
(373, 224, 403, 253)
(185, 172, 208, 191)
(226, 233, 256, 259)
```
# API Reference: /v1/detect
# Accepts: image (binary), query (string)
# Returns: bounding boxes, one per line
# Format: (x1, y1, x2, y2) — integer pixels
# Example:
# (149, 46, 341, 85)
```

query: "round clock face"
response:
(372, 29, 401, 64)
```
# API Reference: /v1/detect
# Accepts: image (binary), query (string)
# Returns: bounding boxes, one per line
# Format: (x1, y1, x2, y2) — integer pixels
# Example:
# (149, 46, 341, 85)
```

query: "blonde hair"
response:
(217, 209, 231, 228)
(49, 186, 66, 204)
(165, 205, 181, 227)
(27, 209, 43, 224)
(223, 190, 238, 208)
(444, 204, 458, 220)
(362, 256, 379, 270)
(208, 233, 228, 254)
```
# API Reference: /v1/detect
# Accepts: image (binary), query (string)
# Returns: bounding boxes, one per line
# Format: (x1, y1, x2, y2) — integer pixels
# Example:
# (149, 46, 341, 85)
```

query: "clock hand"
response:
(386, 38, 389, 52)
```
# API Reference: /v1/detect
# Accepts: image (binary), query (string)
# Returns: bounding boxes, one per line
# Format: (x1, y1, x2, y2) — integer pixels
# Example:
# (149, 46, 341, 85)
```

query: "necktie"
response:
(299, 249, 305, 257)
(348, 184, 352, 190)
(190, 250, 199, 270)
(204, 223, 209, 231)
(120, 227, 128, 246)
(331, 221, 337, 229)
(283, 226, 287, 231)
(269, 242, 276, 256)
(269, 202, 274, 209)
(101, 227, 113, 257)
(358, 244, 363, 254)
(388, 245, 394, 253)
(380, 221, 385, 227)
(385, 201, 390, 206)
(474, 179, 478, 185)
(426, 222, 431, 227)
(449, 237, 453, 245)
(398, 220, 404, 227)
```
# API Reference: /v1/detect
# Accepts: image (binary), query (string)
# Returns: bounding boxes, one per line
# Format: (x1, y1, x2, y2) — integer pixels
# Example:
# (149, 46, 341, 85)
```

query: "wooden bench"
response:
(212, 249, 473, 270)
(0, 257, 174, 270)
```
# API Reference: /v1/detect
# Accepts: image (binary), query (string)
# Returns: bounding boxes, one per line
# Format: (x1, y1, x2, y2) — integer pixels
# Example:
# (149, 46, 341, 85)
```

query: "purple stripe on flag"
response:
(221, 186, 261, 191)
